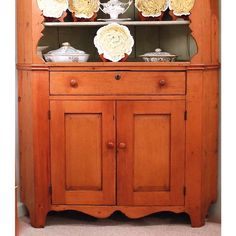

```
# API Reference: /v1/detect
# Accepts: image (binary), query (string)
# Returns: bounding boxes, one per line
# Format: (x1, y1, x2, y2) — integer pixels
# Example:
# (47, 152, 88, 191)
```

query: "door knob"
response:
(70, 79, 78, 88)
(159, 79, 166, 87)
(118, 142, 127, 149)
(107, 141, 115, 149)
(115, 74, 121, 80)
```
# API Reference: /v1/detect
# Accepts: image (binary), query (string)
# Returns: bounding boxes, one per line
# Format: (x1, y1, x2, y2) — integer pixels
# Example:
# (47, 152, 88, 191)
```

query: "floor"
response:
(19, 211, 221, 236)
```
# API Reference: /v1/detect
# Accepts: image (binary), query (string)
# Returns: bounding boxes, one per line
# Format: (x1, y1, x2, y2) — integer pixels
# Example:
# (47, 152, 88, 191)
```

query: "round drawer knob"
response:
(107, 141, 115, 149)
(70, 79, 78, 88)
(115, 74, 121, 80)
(159, 79, 166, 87)
(118, 142, 127, 149)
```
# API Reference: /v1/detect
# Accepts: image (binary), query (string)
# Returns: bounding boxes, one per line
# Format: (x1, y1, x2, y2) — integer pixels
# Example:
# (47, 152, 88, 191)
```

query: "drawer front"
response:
(50, 71, 186, 95)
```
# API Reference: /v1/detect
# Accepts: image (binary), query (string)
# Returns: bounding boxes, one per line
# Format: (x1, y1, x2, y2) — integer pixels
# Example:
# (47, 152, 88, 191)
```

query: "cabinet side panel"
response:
(17, 0, 33, 63)
(202, 69, 219, 214)
(31, 71, 50, 218)
(185, 70, 204, 224)
(18, 70, 35, 210)
(190, 0, 219, 64)
(18, 70, 50, 227)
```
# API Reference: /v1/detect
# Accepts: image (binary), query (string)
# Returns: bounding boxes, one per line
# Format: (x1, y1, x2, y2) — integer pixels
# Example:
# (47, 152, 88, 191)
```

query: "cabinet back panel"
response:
(39, 26, 196, 62)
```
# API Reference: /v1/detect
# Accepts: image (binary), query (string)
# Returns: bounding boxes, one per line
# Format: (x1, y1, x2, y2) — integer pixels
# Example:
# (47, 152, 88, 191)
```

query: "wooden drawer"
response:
(50, 71, 186, 95)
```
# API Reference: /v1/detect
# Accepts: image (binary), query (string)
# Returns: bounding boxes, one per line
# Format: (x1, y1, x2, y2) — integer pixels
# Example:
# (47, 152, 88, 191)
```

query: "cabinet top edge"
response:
(16, 62, 220, 71)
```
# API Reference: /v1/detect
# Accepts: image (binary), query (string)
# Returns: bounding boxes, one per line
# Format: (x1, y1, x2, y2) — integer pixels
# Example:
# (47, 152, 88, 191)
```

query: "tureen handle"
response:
(99, 3, 107, 14)
(122, 0, 133, 14)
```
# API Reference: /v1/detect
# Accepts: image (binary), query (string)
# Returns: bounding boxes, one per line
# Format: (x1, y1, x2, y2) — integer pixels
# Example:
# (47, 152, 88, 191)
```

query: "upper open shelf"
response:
(44, 20, 190, 27)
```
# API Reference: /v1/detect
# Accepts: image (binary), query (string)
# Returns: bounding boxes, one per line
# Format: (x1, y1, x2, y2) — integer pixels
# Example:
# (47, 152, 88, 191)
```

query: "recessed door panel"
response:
(65, 114, 102, 191)
(50, 101, 115, 205)
(134, 114, 170, 192)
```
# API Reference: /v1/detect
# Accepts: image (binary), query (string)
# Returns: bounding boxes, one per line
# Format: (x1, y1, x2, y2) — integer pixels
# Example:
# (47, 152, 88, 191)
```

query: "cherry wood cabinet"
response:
(17, 0, 219, 228)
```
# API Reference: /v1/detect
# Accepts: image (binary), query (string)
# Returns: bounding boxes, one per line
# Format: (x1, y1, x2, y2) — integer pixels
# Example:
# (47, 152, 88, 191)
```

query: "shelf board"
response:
(44, 21, 190, 27)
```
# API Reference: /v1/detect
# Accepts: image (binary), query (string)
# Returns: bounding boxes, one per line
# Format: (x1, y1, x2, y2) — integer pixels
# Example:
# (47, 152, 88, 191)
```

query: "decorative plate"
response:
(135, 0, 168, 18)
(94, 23, 134, 62)
(37, 0, 68, 18)
(68, 0, 100, 19)
(169, 0, 195, 16)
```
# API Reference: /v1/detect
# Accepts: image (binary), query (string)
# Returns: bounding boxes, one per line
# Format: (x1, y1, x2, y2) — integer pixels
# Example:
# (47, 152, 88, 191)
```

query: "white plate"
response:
(135, 0, 168, 17)
(68, 0, 100, 19)
(94, 23, 134, 62)
(169, 0, 195, 16)
(37, 0, 68, 18)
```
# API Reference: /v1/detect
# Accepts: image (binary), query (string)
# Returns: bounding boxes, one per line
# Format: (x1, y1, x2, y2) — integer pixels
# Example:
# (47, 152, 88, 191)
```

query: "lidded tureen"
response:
(139, 48, 177, 62)
(44, 42, 90, 62)
(100, 0, 133, 20)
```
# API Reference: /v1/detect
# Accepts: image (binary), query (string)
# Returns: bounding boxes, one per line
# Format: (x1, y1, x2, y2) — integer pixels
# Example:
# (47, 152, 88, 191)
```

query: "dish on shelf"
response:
(169, 0, 195, 16)
(135, 0, 168, 19)
(37, 0, 68, 21)
(97, 18, 131, 22)
(100, 0, 133, 20)
(68, 0, 100, 21)
(43, 42, 90, 62)
(94, 23, 134, 62)
(139, 48, 177, 62)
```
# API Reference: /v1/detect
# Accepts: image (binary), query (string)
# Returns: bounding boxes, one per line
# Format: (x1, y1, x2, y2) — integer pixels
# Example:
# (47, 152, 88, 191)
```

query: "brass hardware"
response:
(115, 74, 121, 80)
(70, 79, 78, 88)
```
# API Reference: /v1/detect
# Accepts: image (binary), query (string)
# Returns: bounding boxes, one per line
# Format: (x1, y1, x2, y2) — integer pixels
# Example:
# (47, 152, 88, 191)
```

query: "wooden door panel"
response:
(65, 114, 102, 191)
(50, 101, 116, 205)
(117, 101, 185, 206)
(134, 114, 170, 192)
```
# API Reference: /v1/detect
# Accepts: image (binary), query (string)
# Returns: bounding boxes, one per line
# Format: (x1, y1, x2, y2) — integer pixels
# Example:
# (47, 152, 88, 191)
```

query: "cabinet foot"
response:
(29, 209, 48, 228)
(189, 212, 205, 227)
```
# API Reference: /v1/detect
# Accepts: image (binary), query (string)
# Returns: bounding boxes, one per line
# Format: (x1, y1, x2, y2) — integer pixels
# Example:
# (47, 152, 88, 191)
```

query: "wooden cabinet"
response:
(17, 0, 219, 229)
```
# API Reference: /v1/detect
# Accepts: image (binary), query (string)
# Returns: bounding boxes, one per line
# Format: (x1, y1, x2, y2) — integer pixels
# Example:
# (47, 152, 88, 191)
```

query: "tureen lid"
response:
(140, 48, 176, 57)
(46, 42, 86, 55)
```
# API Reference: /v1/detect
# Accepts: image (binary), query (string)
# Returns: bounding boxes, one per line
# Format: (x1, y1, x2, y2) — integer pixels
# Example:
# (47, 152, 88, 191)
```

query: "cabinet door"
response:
(117, 101, 185, 206)
(50, 101, 116, 205)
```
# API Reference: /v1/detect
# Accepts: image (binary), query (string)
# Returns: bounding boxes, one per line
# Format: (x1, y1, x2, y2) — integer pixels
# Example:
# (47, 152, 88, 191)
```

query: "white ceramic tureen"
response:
(100, 0, 133, 20)
(37, 0, 68, 18)
(139, 48, 177, 62)
(94, 23, 134, 62)
(44, 42, 90, 62)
